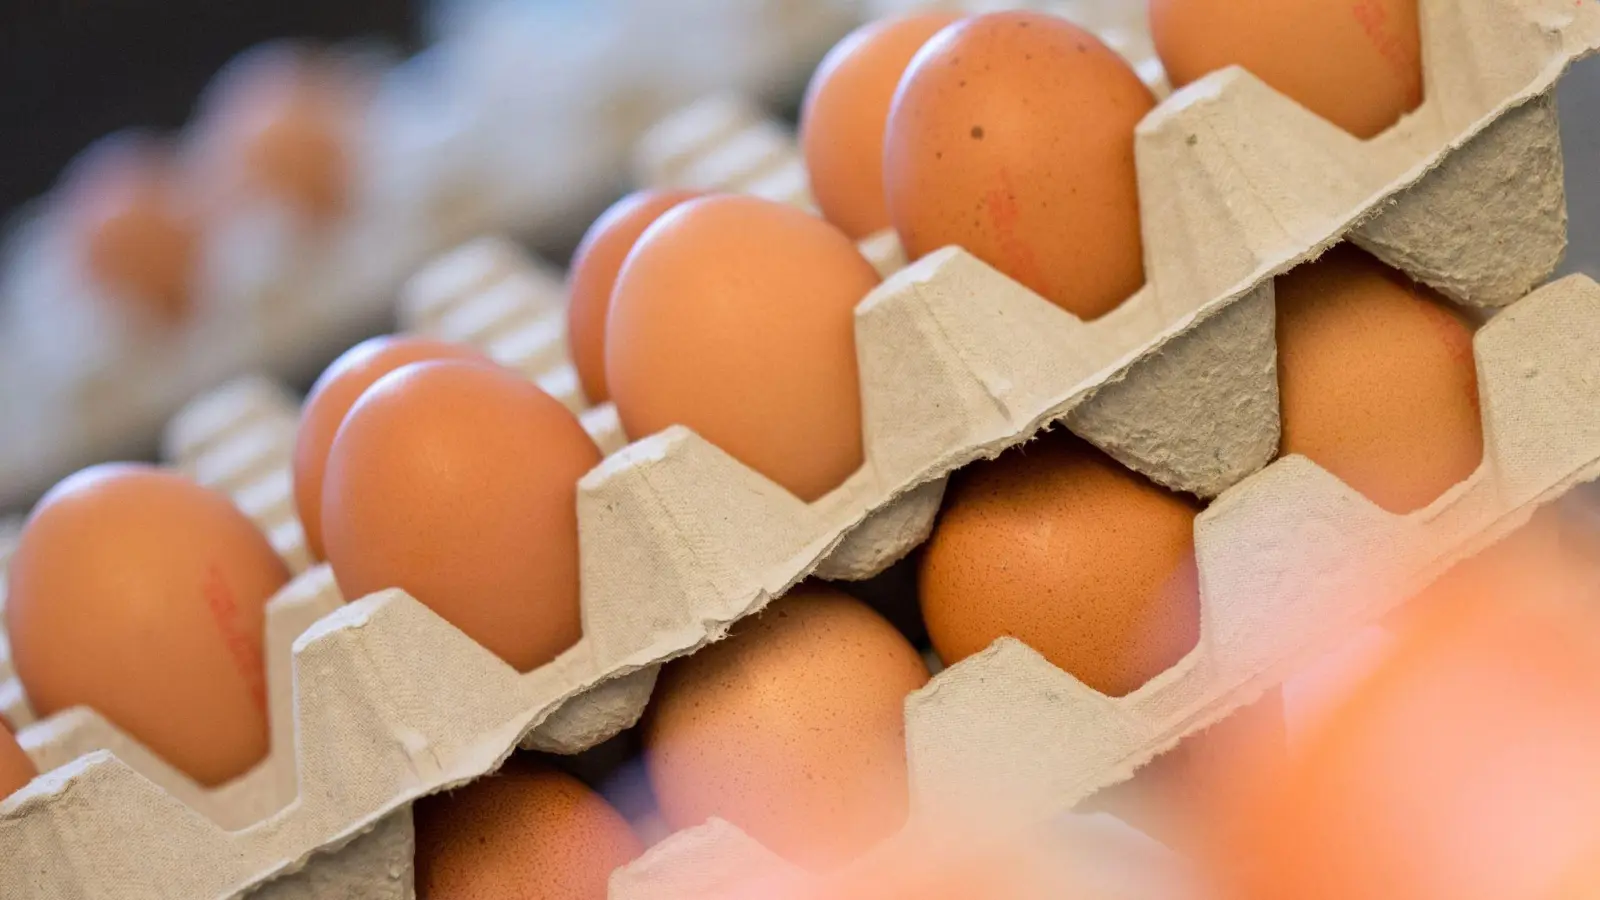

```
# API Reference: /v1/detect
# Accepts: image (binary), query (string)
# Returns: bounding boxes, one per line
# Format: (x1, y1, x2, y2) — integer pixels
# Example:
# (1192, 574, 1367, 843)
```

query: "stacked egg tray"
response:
(4, 0, 1600, 896)
(0, 0, 861, 512)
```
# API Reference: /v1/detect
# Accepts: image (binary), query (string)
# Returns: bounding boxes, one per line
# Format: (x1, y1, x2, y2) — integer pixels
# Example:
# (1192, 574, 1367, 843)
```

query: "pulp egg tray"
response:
(2, 0, 1599, 896)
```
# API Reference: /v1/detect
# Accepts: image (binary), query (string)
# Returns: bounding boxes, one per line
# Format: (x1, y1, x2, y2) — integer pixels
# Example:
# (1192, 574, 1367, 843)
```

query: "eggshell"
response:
(799, 12, 964, 239)
(192, 43, 358, 222)
(566, 189, 701, 405)
(1149, 0, 1422, 140)
(413, 760, 642, 900)
(919, 431, 1201, 698)
(292, 335, 490, 561)
(62, 133, 198, 324)
(643, 585, 930, 870)
(0, 722, 35, 802)
(321, 360, 600, 672)
(1276, 244, 1482, 514)
(5, 464, 289, 786)
(1221, 580, 1600, 900)
(884, 11, 1155, 320)
(606, 195, 879, 502)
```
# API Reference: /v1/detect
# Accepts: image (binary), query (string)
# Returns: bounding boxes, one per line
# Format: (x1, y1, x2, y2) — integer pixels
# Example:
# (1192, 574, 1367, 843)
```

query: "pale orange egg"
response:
(61, 134, 199, 324)
(292, 335, 490, 562)
(5, 464, 289, 786)
(884, 11, 1154, 320)
(566, 189, 701, 405)
(192, 43, 360, 222)
(1276, 245, 1482, 514)
(644, 586, 930, 870)
(1149, 0, 1423, 139)
(800, 12, 964, 239)
(920, 431, 1201, 698)
(0, 722, 35, 802)
(321, 360, 601, 672)
(606, 195, 879, 502)
(414, 760, 642, 900)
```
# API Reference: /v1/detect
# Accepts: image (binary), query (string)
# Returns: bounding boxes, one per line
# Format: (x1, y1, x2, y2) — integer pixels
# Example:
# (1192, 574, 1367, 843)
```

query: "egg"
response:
(1150, 0, 1421, 140)
(0, 722, 35, 802)
(644, 585, 930, 869)
(61, 133, 198, 324)
(566, 189, 701, 405)
(293, 335, 490, 561)
(414, 759, 642, 900)
(606, 195, 879, 502)
(920, 431, 1201, 698)
(192, 43, 358, 222)
(5, 464, 289, 786)
(1221, 579, 1600, 900)
(321, 360, 600, 672)
(884, 11, 1155, 320)
(800, 12, 964, 239)
(1276, 244, 1482, 514)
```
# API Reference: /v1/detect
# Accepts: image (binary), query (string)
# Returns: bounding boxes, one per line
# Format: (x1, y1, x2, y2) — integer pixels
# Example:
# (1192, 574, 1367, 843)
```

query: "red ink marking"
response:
(985, 167, 1045, 298)
(203, 565, 268, 714)
(1350, 0, 1424, 106)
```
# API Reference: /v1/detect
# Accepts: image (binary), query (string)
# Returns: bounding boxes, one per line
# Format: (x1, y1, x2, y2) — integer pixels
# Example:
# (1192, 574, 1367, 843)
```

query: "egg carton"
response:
(609, 811, 1199, 900)
(0, 0, 867, 512)
(612, 270, 1600, 898)
(2, 1, 1597, 895)
(644, 0, 1587, 499)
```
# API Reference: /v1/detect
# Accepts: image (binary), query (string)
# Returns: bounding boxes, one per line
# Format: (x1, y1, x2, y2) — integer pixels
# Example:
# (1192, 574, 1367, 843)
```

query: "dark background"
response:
(0, 0, 420, 223)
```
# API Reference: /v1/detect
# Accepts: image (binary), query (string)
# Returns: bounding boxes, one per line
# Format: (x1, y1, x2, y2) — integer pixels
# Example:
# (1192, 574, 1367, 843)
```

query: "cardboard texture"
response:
(611, 270, 1600, 898)
(2, 1, 1598, 897)
(608, 813, 1199, 900)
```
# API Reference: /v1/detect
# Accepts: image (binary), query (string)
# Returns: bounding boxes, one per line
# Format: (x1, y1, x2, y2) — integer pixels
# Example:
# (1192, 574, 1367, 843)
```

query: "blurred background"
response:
(0, 0, 1597, 518)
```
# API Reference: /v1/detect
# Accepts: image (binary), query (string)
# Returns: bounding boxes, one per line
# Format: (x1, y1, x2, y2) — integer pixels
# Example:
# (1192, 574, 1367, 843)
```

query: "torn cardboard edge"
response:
(606, 272, 1600, 899)
(1, 1, 1597, 896)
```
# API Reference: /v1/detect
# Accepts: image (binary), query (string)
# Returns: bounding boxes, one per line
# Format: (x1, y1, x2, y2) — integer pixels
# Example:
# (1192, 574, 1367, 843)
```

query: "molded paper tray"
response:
(1, 1, 1597, 896)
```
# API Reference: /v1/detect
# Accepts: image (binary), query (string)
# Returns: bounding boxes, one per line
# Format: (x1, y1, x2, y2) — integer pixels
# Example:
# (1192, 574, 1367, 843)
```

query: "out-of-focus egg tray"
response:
(3, 0, 1600, 896)
(0, 0, 861, 513)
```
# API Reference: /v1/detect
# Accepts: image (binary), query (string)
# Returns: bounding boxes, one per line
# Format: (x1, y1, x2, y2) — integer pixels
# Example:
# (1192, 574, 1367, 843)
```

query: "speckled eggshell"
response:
(1150, 0, 1422, 139)
(1275, 244, 1483, 515)
(920, 432, 1201, 698)
(293, 335, 491, 561)
(884, 11, 1155, 320)
(5, 464, 289, 786)
(606, 195, 880, 503)
(320, 360, 600, 673)
(414, 761, 643, 900)
(643, 585, 930, 870)
(0, 722, 36, 802)
(566, 189, 701, 405)
(799, 12, 964, 239)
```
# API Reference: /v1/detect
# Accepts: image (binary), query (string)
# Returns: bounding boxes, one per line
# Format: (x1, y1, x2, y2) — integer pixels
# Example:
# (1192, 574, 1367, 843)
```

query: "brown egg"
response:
(800, 12, 964, 240)
(1150, 0, 1422, 139)
(322, 360, 600, 672)
(920, 431, 1201, 698)
(193, 43, 357, 222)
(1276, 244, 1482, 514)
(293, 336, 490, 561)
(0, 722, 36, 802)
(606, 195, 878, 502)
(62, 134, 199, 324)
(414, 759, 642, 900)
(644, 585, 930, 870)
(566, 189, 701, 405)
(5, 464, 289, 786)
(884, 12, 1155, 320)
